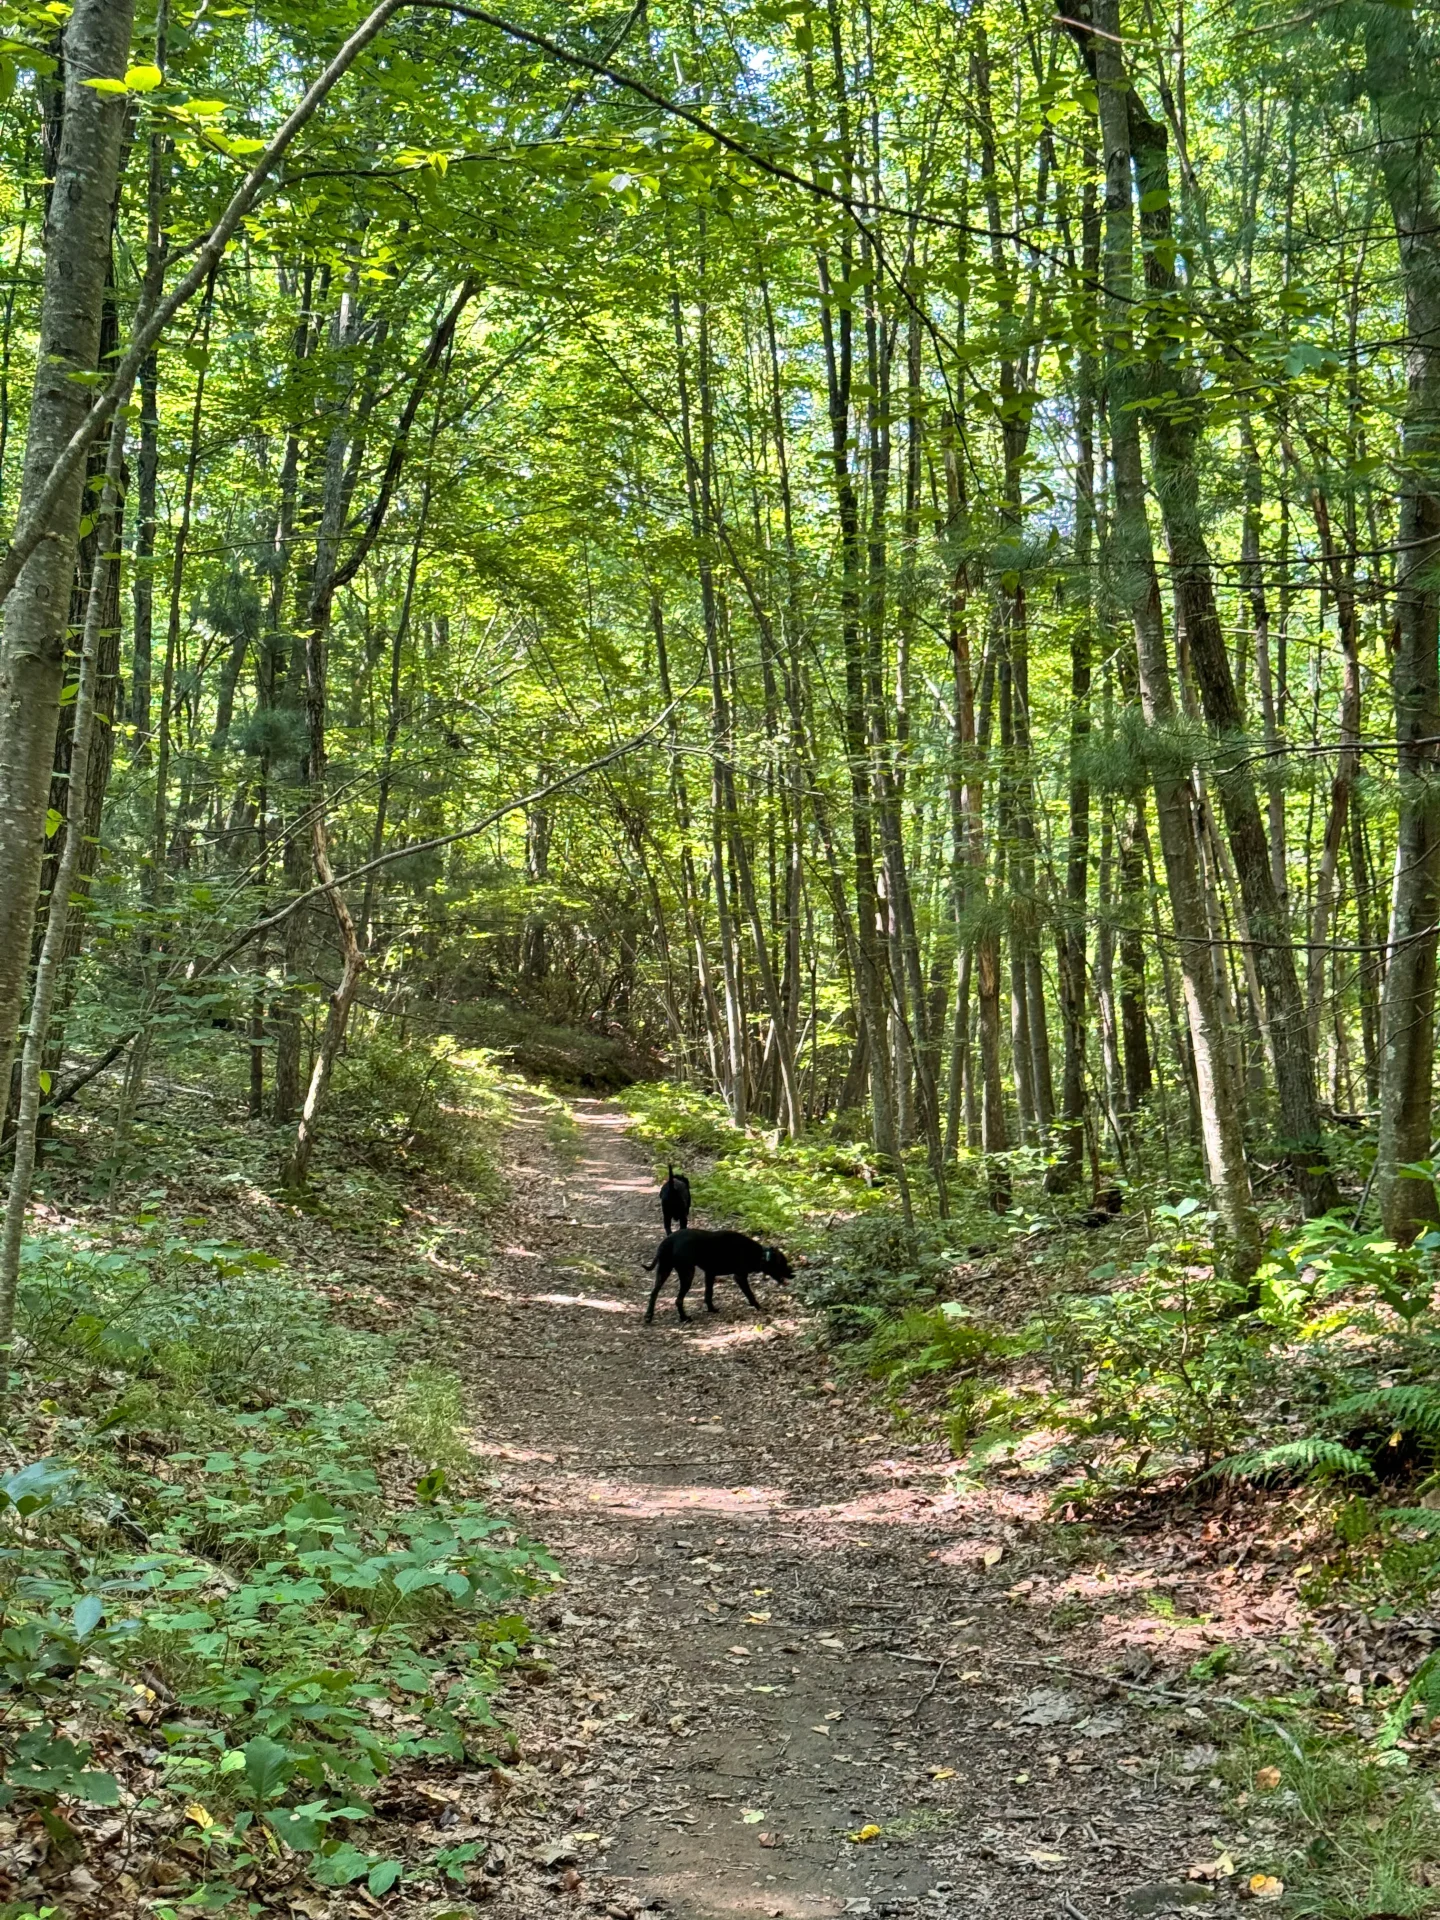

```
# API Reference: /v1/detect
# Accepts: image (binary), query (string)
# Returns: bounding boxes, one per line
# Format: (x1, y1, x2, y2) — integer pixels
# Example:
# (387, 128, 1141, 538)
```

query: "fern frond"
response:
(1329, 1385, 1440, 1436)
(1377, 1506, 1440, 1535)
(1382, 1650, 1440, 1749)
(1209, 1437, 1375, 1483)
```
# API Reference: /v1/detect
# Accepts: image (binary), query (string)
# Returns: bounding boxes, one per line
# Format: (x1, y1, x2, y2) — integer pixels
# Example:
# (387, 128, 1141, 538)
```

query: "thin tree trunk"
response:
(1366, 8, 1440, 1239)
(0, 403, 129, 1384)
(1125, 75, 1338, 1216)
(1087, 0, 1260, 1275)
(0, 0, 135, 1110)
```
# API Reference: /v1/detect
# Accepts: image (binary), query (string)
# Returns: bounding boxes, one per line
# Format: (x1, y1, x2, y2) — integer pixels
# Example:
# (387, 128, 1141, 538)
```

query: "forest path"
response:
(453, 1097, 1217, 1920)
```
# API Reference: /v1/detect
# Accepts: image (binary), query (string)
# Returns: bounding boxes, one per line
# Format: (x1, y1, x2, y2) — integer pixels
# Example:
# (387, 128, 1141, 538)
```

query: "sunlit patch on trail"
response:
(572, 1477, 788, 1517)
(625, 1873, 845, 1917)
(500, 1243, 543, 1258)
(690, 1317, 804, 1350)
(524, 1290, 633, 1313)
(478, 1442, 558, 1464)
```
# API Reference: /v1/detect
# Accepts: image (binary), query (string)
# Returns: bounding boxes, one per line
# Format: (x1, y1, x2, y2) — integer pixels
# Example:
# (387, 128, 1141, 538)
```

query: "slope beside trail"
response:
(446, 1097, 1229, 1920)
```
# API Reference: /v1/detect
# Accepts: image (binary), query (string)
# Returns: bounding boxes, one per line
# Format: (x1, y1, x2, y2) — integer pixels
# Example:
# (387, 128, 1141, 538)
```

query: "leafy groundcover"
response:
(0, 1223, 553, 1916)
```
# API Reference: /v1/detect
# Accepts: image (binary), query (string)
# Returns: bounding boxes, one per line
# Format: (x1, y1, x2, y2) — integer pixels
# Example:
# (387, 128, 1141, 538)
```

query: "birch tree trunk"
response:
(0, 407, 129, 1385)
(0, 0, 135, 1105)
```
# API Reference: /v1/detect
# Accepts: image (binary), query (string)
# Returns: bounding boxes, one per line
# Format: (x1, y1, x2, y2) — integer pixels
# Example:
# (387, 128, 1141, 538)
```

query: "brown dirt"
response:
(442, 1097, 1244, 1920)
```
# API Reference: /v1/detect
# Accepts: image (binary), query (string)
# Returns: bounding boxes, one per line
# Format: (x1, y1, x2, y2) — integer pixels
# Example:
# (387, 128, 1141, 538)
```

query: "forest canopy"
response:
(0, 0, 1437, 1324)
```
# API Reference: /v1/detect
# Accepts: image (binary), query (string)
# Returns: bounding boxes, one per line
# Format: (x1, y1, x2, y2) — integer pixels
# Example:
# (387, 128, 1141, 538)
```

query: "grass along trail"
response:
(444, 1097, 1232, 1920)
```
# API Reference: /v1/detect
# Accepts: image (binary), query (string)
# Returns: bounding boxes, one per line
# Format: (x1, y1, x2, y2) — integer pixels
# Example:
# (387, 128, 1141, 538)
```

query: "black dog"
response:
(642, 1227, 793, 1324)
(659, 1164, 691, 1236)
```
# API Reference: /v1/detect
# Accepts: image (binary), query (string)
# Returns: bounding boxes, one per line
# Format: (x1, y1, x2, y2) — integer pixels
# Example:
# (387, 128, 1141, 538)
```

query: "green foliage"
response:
(621, 1082, 893, 1239)
(1, 1229, 546, 1902)
(328, 1030, 499, 1193)
(454, 1001, 645, 1094)
(1258, 1218, 1440, 1331)
(383, 1364, 472, 1472)
(845, 1301, 1003, 1389)
(623, 1081, 745, 1157)
(19, 1229, 383, 1406)
(1219, 1729, 1440, 1917)
(1036, 1254, 1275, 1492)
(796, 1212, 956, 1336)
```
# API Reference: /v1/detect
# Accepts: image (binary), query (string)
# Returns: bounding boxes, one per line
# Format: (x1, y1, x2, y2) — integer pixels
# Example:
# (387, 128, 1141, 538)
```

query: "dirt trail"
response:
(453, 1099, 1223, 1920)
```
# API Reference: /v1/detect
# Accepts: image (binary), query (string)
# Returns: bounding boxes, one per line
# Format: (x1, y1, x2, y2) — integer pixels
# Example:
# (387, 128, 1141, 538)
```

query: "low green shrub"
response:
(1, 1228, 547, 1906)
(451, 997, 645, 1092)
(796, 1212, 955, 1337)
(845, 1301, 1003, 1389)
(329, 1030, 498, 1192)
(19, 1228, 384, 1407)
(1038, 1253, 1278, 1492)
(623, 1081, 744, 1158)
(621, 1082, 893, 1239)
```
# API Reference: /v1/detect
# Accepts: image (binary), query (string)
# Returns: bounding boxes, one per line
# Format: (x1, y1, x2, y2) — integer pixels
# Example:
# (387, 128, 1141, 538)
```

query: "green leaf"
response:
(124, 64, 164, 91)
(242, 1735, 294, 1802)
(368, 1859, 404, 1894)
(84, 77, 130, 94)
(44, 808, 62, 838)
(72, 1595, 102, 1638)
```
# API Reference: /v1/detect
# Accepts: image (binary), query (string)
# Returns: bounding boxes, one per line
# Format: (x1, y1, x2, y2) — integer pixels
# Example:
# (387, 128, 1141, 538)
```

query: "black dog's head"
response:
(762, 1247, 794, 1284)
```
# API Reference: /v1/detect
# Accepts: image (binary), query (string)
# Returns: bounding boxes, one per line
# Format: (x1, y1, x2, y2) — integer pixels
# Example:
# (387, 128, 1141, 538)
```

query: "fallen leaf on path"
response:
(1255, 1766, 1281, 1790)
(848, 1823, 882, 1843)
(810, 1725, 831, 1735)
(740, 1808, 766, 1824)
(1247, 1874, 1284, 1900)
(759, 1831, 778, 1848)
(983, 1545, 1004, 1568)
(727, 1645, 750, 1656)
(930, 1767, 956, 1780)
(185, 1804, 214, 1829)
(1189, 1853, 1235, 1881)
(746, 1612, 772, 1624)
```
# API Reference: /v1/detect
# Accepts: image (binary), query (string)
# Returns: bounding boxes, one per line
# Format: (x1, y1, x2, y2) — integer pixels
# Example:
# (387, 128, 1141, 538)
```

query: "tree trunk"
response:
(1365, 8, 1440, 1239)
(1050, 294, 1095, 1191)
(1088, 0, 1260, 1275)
(0, 0, 135, 1109)
(1126, 89, 1337, 1215)
(0, 405, 129, 1385)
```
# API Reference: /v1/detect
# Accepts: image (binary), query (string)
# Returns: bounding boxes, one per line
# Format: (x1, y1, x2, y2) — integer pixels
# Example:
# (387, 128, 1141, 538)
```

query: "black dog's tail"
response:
(642, 1253, 658, 1271)
(667, 1163, 674, 1179)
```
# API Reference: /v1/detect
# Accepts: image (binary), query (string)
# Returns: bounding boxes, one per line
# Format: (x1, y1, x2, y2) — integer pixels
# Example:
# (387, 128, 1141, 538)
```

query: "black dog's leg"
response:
(704, 1271, 717, 1312)
(676, 1262, 695, 1321)
(645, 1262, 669, 1324)
(736, 1272, 761, 1309)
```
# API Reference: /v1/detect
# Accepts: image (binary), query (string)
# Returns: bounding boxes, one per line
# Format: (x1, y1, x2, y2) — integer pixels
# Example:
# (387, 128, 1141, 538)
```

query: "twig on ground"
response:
(896, 1659, 950, 1720)
(993, 1654, 1303, 1758)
